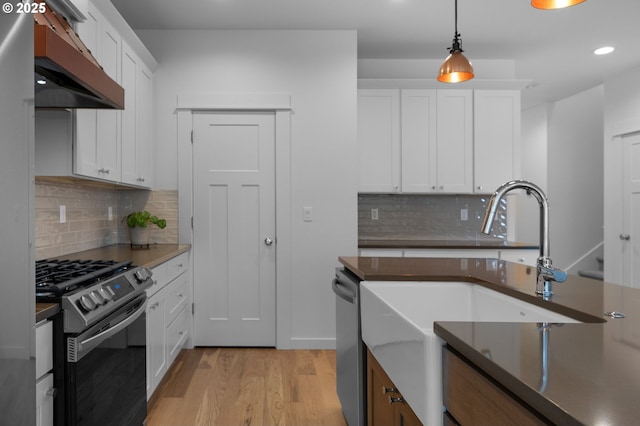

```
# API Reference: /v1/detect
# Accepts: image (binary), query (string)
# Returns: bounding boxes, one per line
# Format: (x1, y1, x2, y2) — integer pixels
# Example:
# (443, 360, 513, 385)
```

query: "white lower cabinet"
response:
(35, 320, 54, 426)
(146, 252, 191, 399)
(36, 374, 54, 426)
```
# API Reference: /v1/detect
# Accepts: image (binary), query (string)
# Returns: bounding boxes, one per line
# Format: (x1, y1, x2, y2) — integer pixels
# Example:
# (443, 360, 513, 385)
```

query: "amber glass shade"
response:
(437, 51, 474, 83)
(531, 0, 586, 9)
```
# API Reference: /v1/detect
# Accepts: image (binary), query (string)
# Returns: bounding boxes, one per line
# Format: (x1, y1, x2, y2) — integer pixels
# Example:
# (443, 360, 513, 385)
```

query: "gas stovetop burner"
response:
(35, 258, 133, 300)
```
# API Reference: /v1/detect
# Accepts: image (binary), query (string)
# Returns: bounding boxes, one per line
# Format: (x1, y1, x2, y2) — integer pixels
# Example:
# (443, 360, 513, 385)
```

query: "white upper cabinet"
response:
(358, 88, 519, 194)
(358, 89, 401, 193)
(435, 90, 473, 193)
(401, 89, 437, 193)
(473, 90, 521, 193)
(76, 2, 121, 182)
(121, 42, 153, 187)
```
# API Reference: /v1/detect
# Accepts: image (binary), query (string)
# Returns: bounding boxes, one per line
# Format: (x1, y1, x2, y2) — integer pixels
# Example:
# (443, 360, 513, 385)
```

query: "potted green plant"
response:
(123, 211, 167, 247)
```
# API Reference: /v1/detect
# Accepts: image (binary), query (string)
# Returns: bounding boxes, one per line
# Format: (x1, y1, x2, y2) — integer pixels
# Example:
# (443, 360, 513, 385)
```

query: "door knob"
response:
(264, 237, 274, 246)
(620, 234, 631, 241)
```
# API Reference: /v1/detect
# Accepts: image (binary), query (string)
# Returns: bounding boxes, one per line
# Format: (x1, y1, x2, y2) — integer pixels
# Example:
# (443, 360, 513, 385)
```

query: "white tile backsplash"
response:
(35, 177, 178, 260)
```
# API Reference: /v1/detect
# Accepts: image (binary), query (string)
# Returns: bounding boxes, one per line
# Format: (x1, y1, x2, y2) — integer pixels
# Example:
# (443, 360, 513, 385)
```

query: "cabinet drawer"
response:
(166, 272, 189, 325)
(166, 252, 188, 283)
(35, 320, 53, 380)
(443, 348, 547, 426)
(147, 262, 167, 297)
(167, 306, 189, 365)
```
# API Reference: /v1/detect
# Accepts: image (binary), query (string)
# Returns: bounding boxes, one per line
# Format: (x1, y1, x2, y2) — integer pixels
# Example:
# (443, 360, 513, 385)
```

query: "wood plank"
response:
(147, 348, 347, 426)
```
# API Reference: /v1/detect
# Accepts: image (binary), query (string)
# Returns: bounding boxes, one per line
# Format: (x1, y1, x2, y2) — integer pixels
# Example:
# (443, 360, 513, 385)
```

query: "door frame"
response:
(176, 92, 293, 349)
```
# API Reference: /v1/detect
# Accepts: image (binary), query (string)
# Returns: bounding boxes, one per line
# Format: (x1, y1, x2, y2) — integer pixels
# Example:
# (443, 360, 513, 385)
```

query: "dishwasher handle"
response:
(332, 278, 357, 304)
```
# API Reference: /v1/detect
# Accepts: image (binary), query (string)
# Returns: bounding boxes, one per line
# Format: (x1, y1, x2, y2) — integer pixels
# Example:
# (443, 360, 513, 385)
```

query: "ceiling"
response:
(109, 0, 640, 108)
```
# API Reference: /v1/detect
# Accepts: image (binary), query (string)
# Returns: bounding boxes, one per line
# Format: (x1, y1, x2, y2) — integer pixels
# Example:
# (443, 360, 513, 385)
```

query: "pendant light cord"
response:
(455, 0, 458, 37)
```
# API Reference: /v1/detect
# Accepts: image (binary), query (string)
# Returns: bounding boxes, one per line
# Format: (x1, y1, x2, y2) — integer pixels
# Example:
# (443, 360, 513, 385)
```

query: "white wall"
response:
(138, 30, 358, 348)
(511, 87, 604, 273)
(518, 103, 549, 245)
(603, 64, 640, 284)
(547, 86, 604, 271)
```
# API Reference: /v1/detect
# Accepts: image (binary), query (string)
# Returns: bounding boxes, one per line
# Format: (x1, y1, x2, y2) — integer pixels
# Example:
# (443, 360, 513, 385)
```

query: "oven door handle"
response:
(76, 298, 147, 359)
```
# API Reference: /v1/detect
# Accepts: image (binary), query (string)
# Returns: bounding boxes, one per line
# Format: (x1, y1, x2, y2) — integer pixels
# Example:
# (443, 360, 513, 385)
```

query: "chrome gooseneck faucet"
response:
(481, 180, 567, 298)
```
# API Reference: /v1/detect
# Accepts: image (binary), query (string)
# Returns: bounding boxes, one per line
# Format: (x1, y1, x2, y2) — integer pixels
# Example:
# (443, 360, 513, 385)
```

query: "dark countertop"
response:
(36, 303, 60, 323)
(339, 256, 639, 425)
(53, 243, 191, 269)
(358, 238, 539, 250)
(35, 244, 191, 321)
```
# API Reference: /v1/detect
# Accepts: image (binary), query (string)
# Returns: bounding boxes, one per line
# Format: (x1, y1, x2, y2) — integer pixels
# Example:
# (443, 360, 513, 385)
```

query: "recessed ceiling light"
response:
(36, 78, 46, 85)
(594, 46, 615, 55)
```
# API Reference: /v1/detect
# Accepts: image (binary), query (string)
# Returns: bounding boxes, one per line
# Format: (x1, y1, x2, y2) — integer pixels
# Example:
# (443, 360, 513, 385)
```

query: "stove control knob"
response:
(89, 291, 105, 305)
(79, 294, 97, 312)
(134, 268, 151, 283)
(99, 287, 113, 302)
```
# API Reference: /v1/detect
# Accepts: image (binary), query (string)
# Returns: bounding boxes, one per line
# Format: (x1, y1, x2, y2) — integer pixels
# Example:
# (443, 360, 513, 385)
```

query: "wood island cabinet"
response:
(443, 347, 549, 426)
(367, 349, 422, 426)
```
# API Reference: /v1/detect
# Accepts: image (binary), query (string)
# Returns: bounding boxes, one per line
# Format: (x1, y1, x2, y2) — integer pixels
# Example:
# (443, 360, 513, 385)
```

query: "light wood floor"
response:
(147, 348, 348, 426)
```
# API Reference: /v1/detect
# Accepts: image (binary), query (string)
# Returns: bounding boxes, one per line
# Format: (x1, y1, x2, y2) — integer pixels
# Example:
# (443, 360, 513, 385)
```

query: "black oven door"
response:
(64, 295, 147, 426)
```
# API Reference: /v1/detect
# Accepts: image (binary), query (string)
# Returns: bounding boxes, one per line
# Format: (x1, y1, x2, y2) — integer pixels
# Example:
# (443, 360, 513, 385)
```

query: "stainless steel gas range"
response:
(36, 258, 153, 425)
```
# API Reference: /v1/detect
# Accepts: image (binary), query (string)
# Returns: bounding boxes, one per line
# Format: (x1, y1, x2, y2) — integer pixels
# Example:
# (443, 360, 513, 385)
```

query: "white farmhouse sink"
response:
(360, 281, 579, 426)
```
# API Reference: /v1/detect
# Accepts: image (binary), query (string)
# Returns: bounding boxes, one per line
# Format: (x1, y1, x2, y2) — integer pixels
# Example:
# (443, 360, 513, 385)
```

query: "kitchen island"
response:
(340, 256, 640, 426)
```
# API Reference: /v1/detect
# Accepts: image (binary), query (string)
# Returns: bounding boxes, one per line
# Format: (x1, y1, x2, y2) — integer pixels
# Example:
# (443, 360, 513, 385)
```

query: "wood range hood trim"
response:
(34, 6, 124, 109)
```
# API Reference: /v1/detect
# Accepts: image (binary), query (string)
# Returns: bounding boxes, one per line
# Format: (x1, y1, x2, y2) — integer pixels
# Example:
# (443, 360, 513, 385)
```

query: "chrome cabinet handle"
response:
(264, 237, 274, 246)
(389, 396, 405, 404)
(382, 386, 397, 395)
(620, 234, 631, 241)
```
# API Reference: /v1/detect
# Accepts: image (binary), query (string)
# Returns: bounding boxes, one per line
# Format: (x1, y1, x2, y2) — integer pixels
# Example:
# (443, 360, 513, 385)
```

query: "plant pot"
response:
(129, 226, 150, 247)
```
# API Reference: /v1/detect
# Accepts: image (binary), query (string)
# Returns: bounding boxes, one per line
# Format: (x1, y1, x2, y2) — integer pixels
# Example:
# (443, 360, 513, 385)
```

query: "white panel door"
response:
(622, 132, 640, 288)
(193, 112, 276, 346)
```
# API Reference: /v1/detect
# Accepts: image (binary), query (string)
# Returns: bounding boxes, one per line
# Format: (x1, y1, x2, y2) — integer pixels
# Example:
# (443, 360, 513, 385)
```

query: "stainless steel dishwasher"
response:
(333, 268, 366, 426)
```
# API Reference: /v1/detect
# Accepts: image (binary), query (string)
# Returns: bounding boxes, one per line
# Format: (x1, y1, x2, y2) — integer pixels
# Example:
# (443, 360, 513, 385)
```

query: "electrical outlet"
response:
(59, 205, 66, 224)
(460, 208, 468, 221)
(371, 208, 379, 220)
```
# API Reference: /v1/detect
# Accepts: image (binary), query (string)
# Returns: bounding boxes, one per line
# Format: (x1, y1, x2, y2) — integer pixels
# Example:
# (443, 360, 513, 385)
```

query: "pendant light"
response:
(531, 0, 586, 9)
(437, 0, 474, 83)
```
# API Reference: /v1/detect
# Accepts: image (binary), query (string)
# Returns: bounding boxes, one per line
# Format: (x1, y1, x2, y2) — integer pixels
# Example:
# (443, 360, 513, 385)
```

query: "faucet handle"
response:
(538, 265, 567, 283)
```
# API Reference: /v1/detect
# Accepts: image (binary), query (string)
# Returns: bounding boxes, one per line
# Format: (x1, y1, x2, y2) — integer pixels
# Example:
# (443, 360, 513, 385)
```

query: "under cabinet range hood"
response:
(34, 5, 124, 109)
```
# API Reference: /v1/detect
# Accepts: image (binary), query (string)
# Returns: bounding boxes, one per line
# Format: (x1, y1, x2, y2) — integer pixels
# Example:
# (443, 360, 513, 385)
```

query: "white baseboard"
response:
(282, 337, 336, 350)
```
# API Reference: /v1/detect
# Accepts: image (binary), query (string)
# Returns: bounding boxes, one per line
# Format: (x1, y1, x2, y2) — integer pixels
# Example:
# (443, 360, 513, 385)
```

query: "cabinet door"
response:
(137, 63, 153, 187)
(146, 291, 167, 399)
(367, 349, 396, 426)
(35, 373, 54, 426)
(121, 41, 138, 185)
(401, 90, 437, 193)
(436, 90, 473, 193)
(75, 5, 100, 178)
(474, 90, 521, 193)
(397, 402, 423, 426)
(75, 3, 121, 182)
(358, 89, 401, 193)
(95, 15, 121, 181)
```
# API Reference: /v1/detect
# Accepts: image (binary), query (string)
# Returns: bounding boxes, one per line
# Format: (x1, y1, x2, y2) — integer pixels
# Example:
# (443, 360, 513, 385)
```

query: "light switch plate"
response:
(303, 206, 312, 222)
